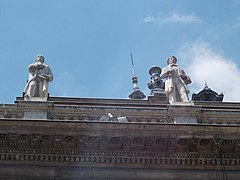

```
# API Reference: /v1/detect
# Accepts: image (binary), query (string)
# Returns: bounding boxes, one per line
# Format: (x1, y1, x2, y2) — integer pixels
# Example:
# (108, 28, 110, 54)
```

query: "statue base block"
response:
(170, 102, 194, 106)
(24, 97, 48, 101)
(148, 95, 168, 104)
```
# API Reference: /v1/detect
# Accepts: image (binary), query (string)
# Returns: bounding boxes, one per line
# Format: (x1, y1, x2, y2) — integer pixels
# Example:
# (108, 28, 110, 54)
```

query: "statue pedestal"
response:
(150, 88, 165, 96)
(168, 102, 199, 124)
(16, 98, 52, 120)
(170, 102, 194, 106)
(24, 97, 48, 101)
(148, 95, 168, 104)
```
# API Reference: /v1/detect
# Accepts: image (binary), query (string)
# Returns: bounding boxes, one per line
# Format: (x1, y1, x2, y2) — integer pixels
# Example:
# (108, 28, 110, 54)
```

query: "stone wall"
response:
(0, 97, 240, 179)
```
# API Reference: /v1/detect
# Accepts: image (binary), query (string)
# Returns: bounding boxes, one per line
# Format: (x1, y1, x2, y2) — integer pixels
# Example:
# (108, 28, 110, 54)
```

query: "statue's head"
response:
(35, 55, 44, 64)
(167, 56, 177, 65)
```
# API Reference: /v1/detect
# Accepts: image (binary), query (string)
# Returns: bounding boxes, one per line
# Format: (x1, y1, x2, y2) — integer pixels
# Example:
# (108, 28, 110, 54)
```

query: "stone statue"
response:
(24, 55, 53, 100)
(160, 56, 191, 104)
(148, 66, 165, 96)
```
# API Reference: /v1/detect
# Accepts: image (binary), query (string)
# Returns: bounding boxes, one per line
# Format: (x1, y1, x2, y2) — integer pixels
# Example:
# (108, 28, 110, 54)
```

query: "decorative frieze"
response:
(0, 133, 240, 156)
(0, 149, 240, 167)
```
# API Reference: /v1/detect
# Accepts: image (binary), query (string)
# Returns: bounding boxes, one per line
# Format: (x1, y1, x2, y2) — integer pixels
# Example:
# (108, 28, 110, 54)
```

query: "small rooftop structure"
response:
(192, 84, 224, 101)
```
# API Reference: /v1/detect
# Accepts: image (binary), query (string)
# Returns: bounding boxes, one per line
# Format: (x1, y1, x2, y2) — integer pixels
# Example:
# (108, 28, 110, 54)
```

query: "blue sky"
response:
(1, 0, 240, 103)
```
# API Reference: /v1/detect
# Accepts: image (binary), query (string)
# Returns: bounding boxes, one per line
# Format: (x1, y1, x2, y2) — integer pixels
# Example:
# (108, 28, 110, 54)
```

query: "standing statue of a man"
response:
(24, 55, 53, 100)
(160, 56, 191, 104)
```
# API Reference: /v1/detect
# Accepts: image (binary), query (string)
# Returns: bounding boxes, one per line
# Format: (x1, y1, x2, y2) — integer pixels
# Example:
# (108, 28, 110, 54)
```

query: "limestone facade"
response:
(0, 96, 240, 179)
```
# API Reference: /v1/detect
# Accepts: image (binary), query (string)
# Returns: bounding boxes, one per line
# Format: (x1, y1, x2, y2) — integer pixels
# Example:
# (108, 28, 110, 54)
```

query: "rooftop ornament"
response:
(192, 83, 224, 101)
(160, 56, 191, 104)
(128, 53, 146, 100)
(24, 55, 53, 101)
(148, 65, 165, 96)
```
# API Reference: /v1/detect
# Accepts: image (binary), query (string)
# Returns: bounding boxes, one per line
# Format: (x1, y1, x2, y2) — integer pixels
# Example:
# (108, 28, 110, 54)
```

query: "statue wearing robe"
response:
(24, 55, 53, 100)
(160, 56, 191, 104)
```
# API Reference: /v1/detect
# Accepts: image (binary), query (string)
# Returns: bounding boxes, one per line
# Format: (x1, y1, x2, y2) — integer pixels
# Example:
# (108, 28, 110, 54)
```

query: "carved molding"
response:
(1, 134, 240, 153)
(2, 102, 240, 125)
(0, 133, 240, 168)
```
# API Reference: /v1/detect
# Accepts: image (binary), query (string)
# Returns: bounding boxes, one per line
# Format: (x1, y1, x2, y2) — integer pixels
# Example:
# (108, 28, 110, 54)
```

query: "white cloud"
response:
(144, 13, 201, 24)
(178, 41, 240, 102)
(144, 15, 155, 23)
(162, 13, 200, 23)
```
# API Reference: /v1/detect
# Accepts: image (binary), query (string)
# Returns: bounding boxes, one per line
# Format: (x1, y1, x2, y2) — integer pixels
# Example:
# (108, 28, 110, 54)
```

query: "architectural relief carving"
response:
(0, 133, 239, 159)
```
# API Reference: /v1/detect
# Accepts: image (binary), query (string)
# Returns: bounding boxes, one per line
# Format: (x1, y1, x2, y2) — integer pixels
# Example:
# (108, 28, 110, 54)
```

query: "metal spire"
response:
(131, 52, 135, 76)
(128, 53, 146, 100)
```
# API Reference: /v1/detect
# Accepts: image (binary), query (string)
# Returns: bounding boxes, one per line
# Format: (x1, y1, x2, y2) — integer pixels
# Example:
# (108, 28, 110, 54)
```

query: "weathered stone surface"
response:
(24, 110, 47, 119)
(1, 97, 240, 179)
